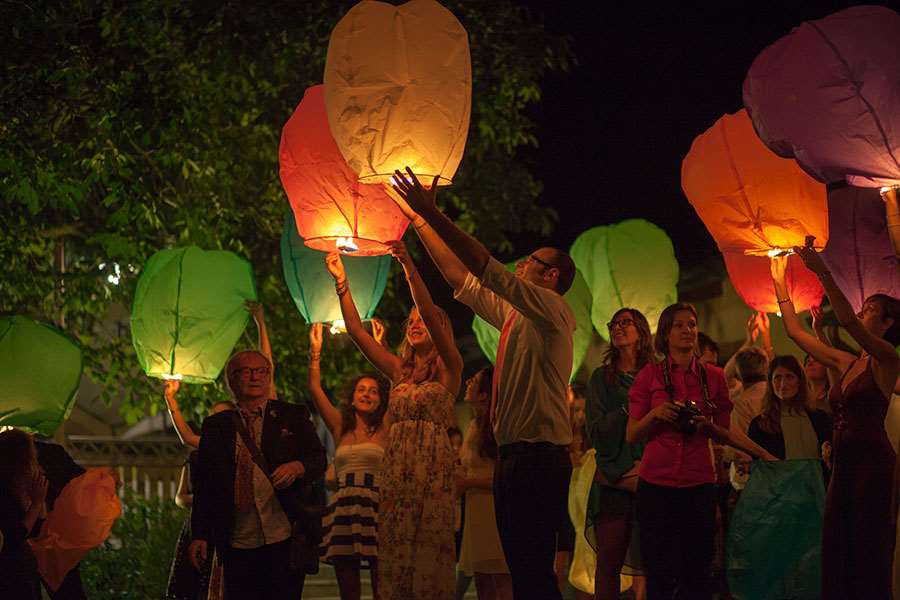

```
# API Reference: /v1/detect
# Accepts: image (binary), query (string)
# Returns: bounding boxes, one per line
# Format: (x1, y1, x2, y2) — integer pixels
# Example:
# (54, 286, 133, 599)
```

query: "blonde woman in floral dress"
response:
(326, 240, 463, 600)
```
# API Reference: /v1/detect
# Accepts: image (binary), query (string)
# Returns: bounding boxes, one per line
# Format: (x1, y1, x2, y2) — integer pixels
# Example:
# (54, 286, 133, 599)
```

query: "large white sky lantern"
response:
(324, 0, 472, 185)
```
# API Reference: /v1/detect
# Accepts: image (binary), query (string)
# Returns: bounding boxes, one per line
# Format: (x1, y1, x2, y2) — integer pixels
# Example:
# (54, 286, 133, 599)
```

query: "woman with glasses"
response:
(772, 248, 900, 600)
(626, 303, 773, 600)
(584, 308, 654, 600)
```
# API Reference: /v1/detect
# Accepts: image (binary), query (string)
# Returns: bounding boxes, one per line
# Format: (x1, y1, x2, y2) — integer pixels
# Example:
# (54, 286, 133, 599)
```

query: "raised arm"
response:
(882, 186, 900, 258)
(391, 168, 491, 278)
(770, 256, 853, 371)
(389, 240, 463, 389)
(724, 313, 759, 387)
(325, 252, 403, 382)
(307, 323, 342, 437)
(164, 380, 200, 449)
(247, 301, 273, 363)
(795, 244, 899, 368)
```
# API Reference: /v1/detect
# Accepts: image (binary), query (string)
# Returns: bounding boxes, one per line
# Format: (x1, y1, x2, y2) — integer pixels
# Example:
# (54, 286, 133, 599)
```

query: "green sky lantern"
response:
(281, 213, 391, 327)
(471, 260, 592, 382)
(570, 220, 679, 340)
(0, 316, 83, 436)
(131, 246, 257, 384)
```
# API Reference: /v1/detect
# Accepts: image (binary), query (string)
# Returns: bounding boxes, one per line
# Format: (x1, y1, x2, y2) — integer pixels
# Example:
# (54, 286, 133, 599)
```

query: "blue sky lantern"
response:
(281, 213, 391, 330)
(471, 259, 592, 382)
(131, 246, 257, 384)
(0, 316, 83, 436)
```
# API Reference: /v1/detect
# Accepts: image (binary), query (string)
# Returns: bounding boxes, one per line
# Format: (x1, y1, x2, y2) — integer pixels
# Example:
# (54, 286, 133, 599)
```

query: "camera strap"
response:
(660, 358, 715, 412)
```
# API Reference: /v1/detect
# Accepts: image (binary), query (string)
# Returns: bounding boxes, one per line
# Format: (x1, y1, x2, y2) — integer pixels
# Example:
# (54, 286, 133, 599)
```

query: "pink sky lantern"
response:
(682, 109, 828, 256)
(821, 184, 900, 313)
(279, 85, 408, 256)
(724, 252, 823, 314)
(743, 6, 900, 188)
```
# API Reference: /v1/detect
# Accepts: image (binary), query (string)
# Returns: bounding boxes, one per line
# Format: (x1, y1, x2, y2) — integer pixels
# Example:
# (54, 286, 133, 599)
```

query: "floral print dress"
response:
(377, 380, 456, 600)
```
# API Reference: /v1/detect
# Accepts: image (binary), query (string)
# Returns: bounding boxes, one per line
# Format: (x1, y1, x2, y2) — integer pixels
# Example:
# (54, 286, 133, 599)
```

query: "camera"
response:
(673, 401, 702, 434)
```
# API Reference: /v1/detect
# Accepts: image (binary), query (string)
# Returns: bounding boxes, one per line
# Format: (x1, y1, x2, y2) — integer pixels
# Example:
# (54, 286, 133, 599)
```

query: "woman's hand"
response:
(30, 469, 48, 507)
(810, 305, 827, 338)
(309, 322, 323, 354)
(793, 239, 829, 277)
(164, 379, 180, 403)
(650, 402, 679, 423)
(769, 254, 788, 285)
(745, 313, 759, 345)
(391, 168, 440, 217)
(388, 240, 414, 271)
(371, 318, 387, 346)
(325, 252, 347, 283)
(245, 300, 264, 320)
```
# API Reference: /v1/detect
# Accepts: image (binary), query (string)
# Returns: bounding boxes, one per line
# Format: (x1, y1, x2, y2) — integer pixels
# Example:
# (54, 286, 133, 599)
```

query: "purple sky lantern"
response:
(743, 6, 900, 188)
(821, 184, 900, 313)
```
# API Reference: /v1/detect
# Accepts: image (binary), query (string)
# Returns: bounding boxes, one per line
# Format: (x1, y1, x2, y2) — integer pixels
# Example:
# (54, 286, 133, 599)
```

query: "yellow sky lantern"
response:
(682, 109, 828, 256)
(324, 0, 471, 185)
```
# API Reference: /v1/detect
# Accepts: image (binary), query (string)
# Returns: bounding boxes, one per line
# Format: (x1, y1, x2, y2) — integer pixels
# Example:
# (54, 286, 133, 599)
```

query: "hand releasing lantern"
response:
(743, 6, 900, 188)
(681, 109, 828, 256)
(323, 0, 471, 185)
(280, 85, 408, 255)
(0, 316, 82, 436)
(472, 260, 592, 382)
(569, 220, 679, 338)
(131, 247, 257, 384)
(281, 213, 391, 327)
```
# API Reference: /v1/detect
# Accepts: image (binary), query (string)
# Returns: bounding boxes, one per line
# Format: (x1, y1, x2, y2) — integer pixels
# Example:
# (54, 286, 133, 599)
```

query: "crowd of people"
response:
(2, 168, 899, 600)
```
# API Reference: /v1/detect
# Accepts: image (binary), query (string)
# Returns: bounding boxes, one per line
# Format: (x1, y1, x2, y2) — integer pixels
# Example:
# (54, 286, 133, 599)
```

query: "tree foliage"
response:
(0, 0, 571, 423)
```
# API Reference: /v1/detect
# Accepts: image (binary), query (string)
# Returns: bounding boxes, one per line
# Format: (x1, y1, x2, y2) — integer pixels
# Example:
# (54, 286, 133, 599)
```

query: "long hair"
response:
(0, 429, 36, 508)
(601, 307, 656, 385)
(469, 367, 497, 460)
(653, 303, 699, 356)
(758, 355, 810, 434)
(396, 305, 455, 384)
(339, 373, 390, 438)
(867, 293, 900, 346)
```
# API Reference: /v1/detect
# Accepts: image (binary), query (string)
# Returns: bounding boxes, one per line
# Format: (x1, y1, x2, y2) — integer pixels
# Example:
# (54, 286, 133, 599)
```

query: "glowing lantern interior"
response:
(323, 0, 471, 185)
(280, 85, 409, 256)
(724, 252, 823, 314)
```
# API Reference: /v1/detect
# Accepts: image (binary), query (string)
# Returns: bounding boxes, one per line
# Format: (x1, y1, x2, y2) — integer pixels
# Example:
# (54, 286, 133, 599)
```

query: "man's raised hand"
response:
(391, 168, 440, 218)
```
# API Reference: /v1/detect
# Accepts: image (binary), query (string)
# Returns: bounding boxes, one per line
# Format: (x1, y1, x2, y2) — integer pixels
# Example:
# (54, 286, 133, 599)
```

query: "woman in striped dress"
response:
(309, 322, 390, 600)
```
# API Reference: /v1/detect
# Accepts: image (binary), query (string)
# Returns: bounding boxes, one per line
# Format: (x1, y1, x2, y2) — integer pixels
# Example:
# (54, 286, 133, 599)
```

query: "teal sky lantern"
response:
(570, 220, 679, 339)
(471, 260, 592, 382)
(281, 213, 391, 327)
(131, 246, 257, 384)
(0, 316, 83, 436)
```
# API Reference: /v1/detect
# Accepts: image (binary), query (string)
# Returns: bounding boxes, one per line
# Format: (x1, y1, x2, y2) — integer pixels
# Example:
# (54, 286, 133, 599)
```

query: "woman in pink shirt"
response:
(626, 303, 771, 600)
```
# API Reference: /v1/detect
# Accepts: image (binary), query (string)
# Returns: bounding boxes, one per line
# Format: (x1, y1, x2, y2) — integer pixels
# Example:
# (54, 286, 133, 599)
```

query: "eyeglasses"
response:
(607, 318, 635, 331)
(528, 254, 554, 270)
(231, 367, 271, 378)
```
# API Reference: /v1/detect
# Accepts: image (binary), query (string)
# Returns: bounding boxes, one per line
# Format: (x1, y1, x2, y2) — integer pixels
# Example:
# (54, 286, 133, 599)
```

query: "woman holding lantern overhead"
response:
(771, 244, 900, 600)
(325, 239, 463, 600)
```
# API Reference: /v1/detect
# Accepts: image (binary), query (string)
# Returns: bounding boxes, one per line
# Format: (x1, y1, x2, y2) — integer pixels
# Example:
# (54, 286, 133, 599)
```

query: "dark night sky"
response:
(510, 1, 887, 267)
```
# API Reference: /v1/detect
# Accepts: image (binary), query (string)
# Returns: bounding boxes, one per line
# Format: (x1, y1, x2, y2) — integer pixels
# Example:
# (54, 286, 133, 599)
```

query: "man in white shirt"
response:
(390, 169, 576, 600)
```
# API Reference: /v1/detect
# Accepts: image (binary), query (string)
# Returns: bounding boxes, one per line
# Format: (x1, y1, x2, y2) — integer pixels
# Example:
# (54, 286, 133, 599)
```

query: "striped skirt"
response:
(321, 471, 380, 567)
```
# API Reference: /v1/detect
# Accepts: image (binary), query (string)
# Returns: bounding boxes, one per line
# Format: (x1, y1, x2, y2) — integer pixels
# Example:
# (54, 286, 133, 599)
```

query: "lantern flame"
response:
(329, 320, 347, 335)
(766, 248, 794, 258)
(162, 373, 184, 381)
(336, 237, 359, 253)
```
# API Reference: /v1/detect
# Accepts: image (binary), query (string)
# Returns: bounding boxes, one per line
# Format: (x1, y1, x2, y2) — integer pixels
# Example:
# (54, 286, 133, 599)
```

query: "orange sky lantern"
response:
(279, 85, 408, 256)
(682, 109, 828, 256)
(323, 0, 471, 186)
(724, 252, 823, 314)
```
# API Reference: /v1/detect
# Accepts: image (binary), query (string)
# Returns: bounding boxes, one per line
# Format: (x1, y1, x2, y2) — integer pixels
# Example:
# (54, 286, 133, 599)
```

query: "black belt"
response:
(498, 441, 568, 458)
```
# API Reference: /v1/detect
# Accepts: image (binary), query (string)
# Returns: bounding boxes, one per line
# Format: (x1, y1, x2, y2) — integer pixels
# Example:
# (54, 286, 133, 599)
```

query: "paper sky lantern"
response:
(29, 468, 121, 591)
(570, 220, 679, 339)
(821, 184, 900, 313)
(0, 316, 82, 436)
(682, 109, 828, 255)
(324, 0, 471, 185)
(281, 213, 391, 326)
(471, 260, 591, 382)
(280, 85, 408, 256)
(743, 6, 900, 187)
(131, 247, 257, 384)
(724, 252, 823, 314)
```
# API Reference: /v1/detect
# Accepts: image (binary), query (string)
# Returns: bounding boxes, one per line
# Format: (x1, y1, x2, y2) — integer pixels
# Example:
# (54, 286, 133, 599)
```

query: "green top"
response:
(585, 365, 645, 483)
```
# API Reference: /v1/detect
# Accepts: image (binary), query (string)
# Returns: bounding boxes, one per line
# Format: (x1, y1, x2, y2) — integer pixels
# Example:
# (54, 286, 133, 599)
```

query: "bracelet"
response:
(309, 352, 321, 362)
(335, 280, 349, 296)
(413, 219, 428, 230)
(777, 298, 792, 304)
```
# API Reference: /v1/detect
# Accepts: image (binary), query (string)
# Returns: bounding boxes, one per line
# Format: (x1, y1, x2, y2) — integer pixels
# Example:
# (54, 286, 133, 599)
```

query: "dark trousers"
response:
(636, 479, 716, 600)
(222, 539, 304, 600)
(493, 442, 572, 600)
